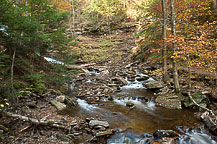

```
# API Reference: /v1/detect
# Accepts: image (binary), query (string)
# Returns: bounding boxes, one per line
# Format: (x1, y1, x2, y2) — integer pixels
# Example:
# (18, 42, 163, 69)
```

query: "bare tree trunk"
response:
(69, 0, 76, 37)
(11, 48, 16, 96)
(161, 0, 169, 83)
(188, 56, 192, 90)
(170, 0, 180, 93)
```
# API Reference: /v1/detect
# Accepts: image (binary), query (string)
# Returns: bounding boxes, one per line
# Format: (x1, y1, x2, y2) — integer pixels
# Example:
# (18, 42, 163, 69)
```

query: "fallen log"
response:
(1, 110, 69, 130)
(201, 111, 217, 134)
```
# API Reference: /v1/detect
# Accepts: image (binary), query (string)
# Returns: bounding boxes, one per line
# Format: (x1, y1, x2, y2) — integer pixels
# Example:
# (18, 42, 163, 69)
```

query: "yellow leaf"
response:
(0, 104, 4, 108)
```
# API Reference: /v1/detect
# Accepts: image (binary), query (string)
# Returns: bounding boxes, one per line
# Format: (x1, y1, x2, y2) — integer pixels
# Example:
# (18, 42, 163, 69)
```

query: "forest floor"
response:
(1, 22, 139, 144)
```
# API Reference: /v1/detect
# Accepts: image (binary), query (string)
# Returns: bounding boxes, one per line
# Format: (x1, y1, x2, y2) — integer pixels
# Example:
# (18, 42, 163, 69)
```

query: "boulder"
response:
(182, 91, 207, 108)
(56, 95, 65, 103)
(56, 95, 78, 107)
(89, 120, 109, 128)
(153, 130, 179, 139)
(155, 95, 182, 109)
(50, 100, 67, 111)
(126, 101, 135, 108)
(136, 76, 149, 81)
(144, 81, 163, 89)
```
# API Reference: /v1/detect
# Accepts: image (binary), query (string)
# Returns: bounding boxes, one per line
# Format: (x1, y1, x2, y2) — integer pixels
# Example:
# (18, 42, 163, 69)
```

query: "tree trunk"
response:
(170, 0, 180, 93)
(161, 0, 169, 83)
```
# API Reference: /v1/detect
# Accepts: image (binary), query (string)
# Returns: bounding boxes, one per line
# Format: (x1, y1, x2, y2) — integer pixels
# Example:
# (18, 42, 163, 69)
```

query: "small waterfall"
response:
(122, 70, 154, 89)
(114, 97, 156, 111)
(177, 126, 217, 144)
(44, 57, 64, 65)
(77, 99, 99, 111)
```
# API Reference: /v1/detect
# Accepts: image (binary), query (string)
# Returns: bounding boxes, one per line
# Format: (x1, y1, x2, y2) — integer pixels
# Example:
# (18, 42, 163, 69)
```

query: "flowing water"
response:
(45, 47, 217, 144)
(61, 70, 217, 143)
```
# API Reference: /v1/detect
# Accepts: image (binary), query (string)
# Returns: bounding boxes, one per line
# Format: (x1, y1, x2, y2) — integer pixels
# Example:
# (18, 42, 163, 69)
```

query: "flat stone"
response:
(144, 81, 163, 89)
(136, 76, 149, 81)
(155, 96, 182, 109)
(96, 130, 113, 137)
(89, 120, 109, 128)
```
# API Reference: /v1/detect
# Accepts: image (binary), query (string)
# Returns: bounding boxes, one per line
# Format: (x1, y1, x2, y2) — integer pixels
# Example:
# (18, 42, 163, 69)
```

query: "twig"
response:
(19, 125, 31, 133)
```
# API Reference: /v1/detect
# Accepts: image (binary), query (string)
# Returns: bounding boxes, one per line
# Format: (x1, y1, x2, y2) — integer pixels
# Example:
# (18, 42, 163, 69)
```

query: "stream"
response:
(66, 70, 216, 143)
(45, 57, 217, 143)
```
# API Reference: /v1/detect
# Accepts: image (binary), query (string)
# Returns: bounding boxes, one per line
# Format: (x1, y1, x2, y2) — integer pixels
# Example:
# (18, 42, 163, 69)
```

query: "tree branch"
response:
(1, 110, 69, 130)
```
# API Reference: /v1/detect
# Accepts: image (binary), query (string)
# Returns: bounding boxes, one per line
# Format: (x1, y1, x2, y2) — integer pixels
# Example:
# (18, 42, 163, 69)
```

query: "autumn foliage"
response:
(139, 0, 217, 77)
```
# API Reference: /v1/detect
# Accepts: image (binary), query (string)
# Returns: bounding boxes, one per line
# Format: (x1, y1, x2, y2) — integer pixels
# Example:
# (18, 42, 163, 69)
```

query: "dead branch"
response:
(1, 110, 69, 130)
(187, 92, 215, 116)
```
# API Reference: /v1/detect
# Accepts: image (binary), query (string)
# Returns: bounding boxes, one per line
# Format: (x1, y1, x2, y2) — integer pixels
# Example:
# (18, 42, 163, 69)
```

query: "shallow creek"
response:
(62, 70, 216, 143)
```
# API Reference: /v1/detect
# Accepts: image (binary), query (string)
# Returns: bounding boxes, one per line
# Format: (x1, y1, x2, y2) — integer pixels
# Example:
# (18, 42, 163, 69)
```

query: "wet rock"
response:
(89, 120, 109, 128)
(86, 97, 95, 104)
(94, 126, 106, 131)
(108, 96, 114, 100)
(96, 130, 114, 137)
(153, 130, 179, 139)
(155, 96, 182, 109)
(70, 120, 77, 126)
(144, 81, 163, 89)
(126, 101, 135, 108)
(128, 70, 136, 75)
(111, 77, 127, 85)
(117, 77, 128, 85)
(73, 132, 82, 136)
(64, 96, 78, 107)
(152, 137, 177, 144)
(136, 76, 149, 81)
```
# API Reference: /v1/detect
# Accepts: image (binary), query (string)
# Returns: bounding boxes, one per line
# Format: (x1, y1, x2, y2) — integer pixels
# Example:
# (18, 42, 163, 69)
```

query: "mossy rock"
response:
(182, 91, 207, 108)
(155, 95, 182, 109)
